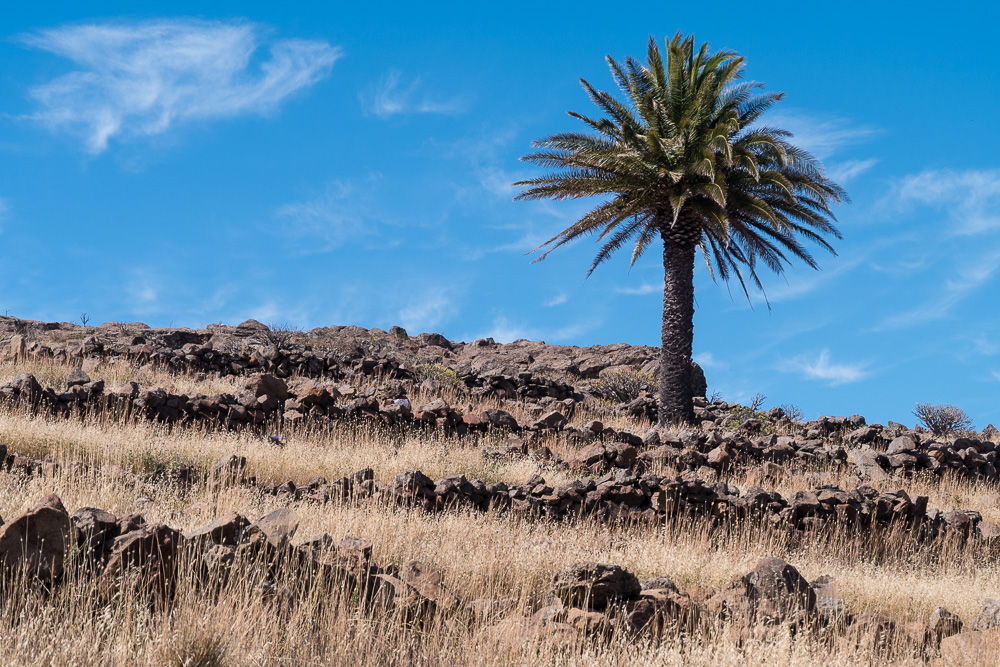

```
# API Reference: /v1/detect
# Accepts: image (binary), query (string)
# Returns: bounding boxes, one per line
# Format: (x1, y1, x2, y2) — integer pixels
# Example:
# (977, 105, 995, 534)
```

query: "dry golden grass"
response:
(0, 356, 997, 664)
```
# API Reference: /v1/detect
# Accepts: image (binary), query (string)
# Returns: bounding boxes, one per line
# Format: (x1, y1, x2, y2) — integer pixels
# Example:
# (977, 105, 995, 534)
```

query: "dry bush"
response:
(592, 367, 657, 403)
(778, 403, 804, 422)
(257, 323, 300, 349)
(913, 402, 974, 436)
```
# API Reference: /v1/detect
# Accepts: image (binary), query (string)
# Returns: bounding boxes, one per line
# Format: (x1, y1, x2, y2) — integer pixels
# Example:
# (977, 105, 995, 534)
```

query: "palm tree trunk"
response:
(658, 236, 696, 425)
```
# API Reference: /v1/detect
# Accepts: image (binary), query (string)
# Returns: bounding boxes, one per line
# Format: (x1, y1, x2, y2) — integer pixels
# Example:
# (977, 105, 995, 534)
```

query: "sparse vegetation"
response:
(413, 362, 464, 387)
(592, 367, 657, 403)
(913, 402, 975, 436)
(779, 403, 804, 422)
(257, 323, 300, 349)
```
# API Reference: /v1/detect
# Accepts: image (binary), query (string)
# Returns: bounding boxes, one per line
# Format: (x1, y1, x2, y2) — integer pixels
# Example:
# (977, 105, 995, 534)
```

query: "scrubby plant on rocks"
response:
(592, 368, 658, 403)
(913, 403, 974, 436)
(592, 361, 705, 405)
(257, 323, 301, 350)
(414, 363, 464, 388)
(779, 403, 804, 422)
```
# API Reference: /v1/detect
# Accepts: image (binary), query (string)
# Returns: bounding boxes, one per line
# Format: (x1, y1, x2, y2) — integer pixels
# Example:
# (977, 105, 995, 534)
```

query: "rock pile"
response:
(0, 492, 461, 623)
(3, 368, 998, 486)
(486, 556, 993, 659)
(0, 316, 663, 381)
(4, 489, 984, 658)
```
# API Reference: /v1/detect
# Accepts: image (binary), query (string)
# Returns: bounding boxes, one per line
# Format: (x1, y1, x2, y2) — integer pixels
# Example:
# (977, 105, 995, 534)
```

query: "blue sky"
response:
(2, 2, 999, 426)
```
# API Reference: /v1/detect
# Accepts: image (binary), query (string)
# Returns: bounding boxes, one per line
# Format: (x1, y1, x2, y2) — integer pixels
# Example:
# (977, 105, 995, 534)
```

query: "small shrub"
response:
(257, 323, 300, 349)
(110, 321, 133, 336)
(779, 403, 804, 422)
(593, 368, 658, 403)
(414, 363, 464, 387)
(913, 403, 974, 436)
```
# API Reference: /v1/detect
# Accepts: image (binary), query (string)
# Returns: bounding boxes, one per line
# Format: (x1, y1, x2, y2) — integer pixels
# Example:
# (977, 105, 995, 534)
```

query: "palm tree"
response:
(514, 33, 846, 425)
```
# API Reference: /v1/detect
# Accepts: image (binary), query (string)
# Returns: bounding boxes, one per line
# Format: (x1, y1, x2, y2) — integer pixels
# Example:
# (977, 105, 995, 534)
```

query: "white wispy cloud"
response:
(693, 351, 729, 371)
(971, 334, 1000, 357)
(829, 158, 878, 183)
(992, 370, 1000, 383)
(766, 111, 879, 160)
(123, 268, 163, 316)
(868, 257, 928, 277)
(361, 70, 465, 118)
(747, 254, 864, 306)
(891, 169, 1000, 235)
(474, 316, 594, 345)
(398, 289, 452, 334)
(543, 293, 567, 307)
(22, 19, 340, 153)
(875, 244, 1000, 330)
(616, 283, 659, 296)
(275, 179, 377, 252)
(779, 349, 871, 386)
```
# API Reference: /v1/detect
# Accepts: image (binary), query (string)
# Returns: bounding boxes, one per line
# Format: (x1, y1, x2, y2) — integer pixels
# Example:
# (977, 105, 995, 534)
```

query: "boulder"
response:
(928, 607, 963, 641)
(851, 448, 890, 482)
(482, 409, 520, 431)
(246, 374, 289, 401)
(398, 560, 460, 611)
(0, 500, 73, 580)
(187, 512, 249, 547)
(419, 397, 449, 416)
(243, 508, 299, 550)
(886, 434, 919, 456)
(534, 411, 568, 431)
(212, 454, 247, 486)
(974, 599, 1000, 631)
(552, 562, 641, 611)
(70, 507, 119, 556)
(66, 368, 91, 388)
(98, 524, 185, 599)
(938, 628, 1000, 664)
(745, 557, 815, 623)
(708, 557, 815, 625)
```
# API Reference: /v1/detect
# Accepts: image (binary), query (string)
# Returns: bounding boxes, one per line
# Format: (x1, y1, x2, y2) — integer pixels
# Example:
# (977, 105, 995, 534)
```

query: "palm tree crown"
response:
(515, 33, 846, 423)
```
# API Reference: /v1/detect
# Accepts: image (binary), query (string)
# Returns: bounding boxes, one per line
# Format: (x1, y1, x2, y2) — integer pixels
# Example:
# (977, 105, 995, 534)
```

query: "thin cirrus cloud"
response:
(273, 179, 378, 253)
(616, 283, 660, 296)
(829, 158, 879, 184)
(471, 315, 595, 345)
(543, 293, 567, 307)
(874, 244, 1000, 331)
(779, 349, 871, 386)
(397, 288, 453, 334)
(890, 169, 1000, 235)
(361, 70, 466, 118)
(21, 19, 341, 153)
(766, 110, 879, 160)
